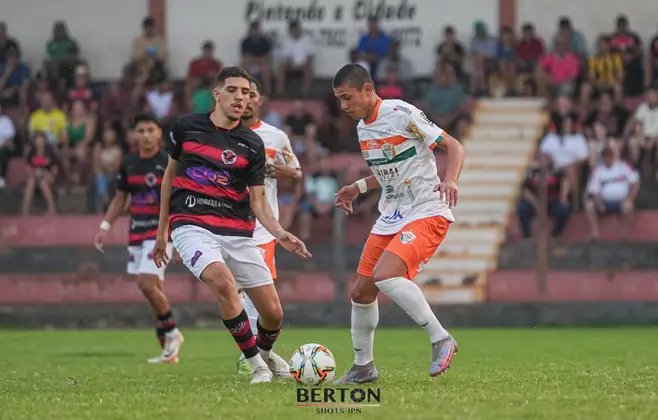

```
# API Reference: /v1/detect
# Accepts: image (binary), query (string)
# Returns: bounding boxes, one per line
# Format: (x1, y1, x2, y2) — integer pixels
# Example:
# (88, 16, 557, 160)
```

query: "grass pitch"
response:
(0, 328, 657, 419)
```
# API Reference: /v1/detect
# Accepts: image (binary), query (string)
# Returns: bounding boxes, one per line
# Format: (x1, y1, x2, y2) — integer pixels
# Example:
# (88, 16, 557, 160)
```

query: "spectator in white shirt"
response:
(276, 20, 315, 97)
(585, 147, 640, 239)
(540, 116, 588, 209)
(631, 87, 658, 176)
(0, 103, 16, 189)
(146, 80, 174, 121)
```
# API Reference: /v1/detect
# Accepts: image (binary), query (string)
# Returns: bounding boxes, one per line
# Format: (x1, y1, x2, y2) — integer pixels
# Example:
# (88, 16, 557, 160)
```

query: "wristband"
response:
(355, 179, 368, 194)
(100, 220, 111, 232)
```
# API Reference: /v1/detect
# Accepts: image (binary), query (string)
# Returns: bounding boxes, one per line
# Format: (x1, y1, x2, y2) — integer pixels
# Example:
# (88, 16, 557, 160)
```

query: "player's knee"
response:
(137, 274, 159, 294)
(350, 278, 379, 304)
(259, 299, 283, 327)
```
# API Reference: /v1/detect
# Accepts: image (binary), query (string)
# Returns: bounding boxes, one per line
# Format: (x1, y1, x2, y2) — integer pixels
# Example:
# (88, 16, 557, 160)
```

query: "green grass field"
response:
(1, 328, 657, 419)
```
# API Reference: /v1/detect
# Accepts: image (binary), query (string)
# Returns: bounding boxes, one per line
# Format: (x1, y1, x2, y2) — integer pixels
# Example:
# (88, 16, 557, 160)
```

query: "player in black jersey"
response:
(94, 113, 183, 364)
(153, 66, 311, 384)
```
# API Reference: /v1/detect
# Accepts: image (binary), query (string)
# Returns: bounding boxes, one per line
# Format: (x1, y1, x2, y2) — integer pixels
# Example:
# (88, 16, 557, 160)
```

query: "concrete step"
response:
(474, 112, 546, 126)
(460, 169, 523, 183)
(447, 227, 501, 242)
(437, 240, 498, 257)
(469, 126, 543, 141)
(420, 286, 482, 303)
(464, 154, 527, 167)
(453, 212, 509, 226)
(465, 140, 536, 153)
(425, 256, 492, 272)
(478, 98, 545, 110)
(459, 183, 517, 197)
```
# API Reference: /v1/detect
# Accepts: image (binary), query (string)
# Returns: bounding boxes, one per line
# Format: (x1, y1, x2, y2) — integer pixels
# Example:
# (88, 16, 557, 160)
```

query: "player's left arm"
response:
(269, 132, 303, 181)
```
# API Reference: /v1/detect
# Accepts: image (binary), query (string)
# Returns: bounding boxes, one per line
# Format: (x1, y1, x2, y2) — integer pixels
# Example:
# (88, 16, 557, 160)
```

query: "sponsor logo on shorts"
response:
(221, 149, 238, 165)
(185, 166, 231, 187)
(399, 231, 416, 244)
(185, 195, 232, 209)
(191, 250, 202, 267)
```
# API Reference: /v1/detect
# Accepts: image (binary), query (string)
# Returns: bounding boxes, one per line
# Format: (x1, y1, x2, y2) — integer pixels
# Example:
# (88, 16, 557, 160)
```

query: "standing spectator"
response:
(631, 87, 658, 177)
(284, 100, 316, 157)
(356, 17, 391, 78)
(145, 80, 175, 121)
(610, 16, 644, 98)
(516, 23, 544, 75)
(0, 22, 20, 64)
(298, 156, 338, 241)
(538, 35, 580, 99)
(0, 46, 30, 109)
(553, 17, 587, 58)
(101, 80, 135, 128)
(581, 36, 623, 107)
(187, 41, 222, 90)
(92, 125, 123, 212)
(241, 21, 273, 94)
(423, 63, 468, 137)
(375, 40, 413, 83)
(377, 67, 404, 100)
(65, 100, 96, 185)
(28, 91, 67, 145)
(46, 22, 78, 71)
(469, 21, 497, 95)
(437, 26, 466, 78)
(584, 91, 628, 139)
(496, 27, 517, 94)
(189, 76, 214, 114)
(585, 147, 639, 239)
(66, 65, 97, 111)
(0, 102, 15, 188)
(22, 132, 58, 215)
(517, 155, 571, 239)
(276, 21, 315, 97)
(132, 17, 167, 63)
(646, 27, 658, 89)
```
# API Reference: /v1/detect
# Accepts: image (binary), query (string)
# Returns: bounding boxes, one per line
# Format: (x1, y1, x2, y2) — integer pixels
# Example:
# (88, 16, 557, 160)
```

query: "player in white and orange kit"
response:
(331, 64, 466, 384)
(237, 77, 302, 375)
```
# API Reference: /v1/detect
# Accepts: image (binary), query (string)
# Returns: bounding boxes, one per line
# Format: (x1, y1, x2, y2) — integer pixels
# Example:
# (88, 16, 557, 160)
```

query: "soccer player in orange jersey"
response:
(331, 64, 465, 383)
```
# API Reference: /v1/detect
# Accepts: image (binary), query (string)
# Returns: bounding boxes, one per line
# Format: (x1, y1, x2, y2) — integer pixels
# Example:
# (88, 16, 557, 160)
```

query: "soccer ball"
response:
(289, 343, 336, 386)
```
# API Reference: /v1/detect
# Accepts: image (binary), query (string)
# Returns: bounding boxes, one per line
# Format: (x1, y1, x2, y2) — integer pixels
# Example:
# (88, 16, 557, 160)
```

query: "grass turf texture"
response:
(1, 328, 657, 419)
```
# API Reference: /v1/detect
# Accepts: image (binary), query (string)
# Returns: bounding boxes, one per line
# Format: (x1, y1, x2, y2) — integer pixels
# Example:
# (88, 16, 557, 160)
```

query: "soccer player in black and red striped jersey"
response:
(94, 113, 183, 364)
(152, 66, 311, 384)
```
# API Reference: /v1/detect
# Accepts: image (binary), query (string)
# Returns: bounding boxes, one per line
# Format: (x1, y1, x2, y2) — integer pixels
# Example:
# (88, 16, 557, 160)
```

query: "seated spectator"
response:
(516, 23, 544, 74)
(646, 29, 658, 89)
(437, 26, 466, 78)
(45, 21, 78, 78)
(22, 132, 58, 215)
(610, 15, 643, 97)
(548, 96, 580, 132)
(131, 17, 167, 90)
(0, 46, 30, 109)
(585, 147, 639, 239)
(261, 98, 283, 129)
(423, 63, 468, 136)
(58, 44, 87, 90)
(64, 100, 96, 185)
(375, 40, 414, 83)
(187, 41, 222, 91)
(101, 80, 135, 128)
(583, 91, 628, 139)
(66, 65, 97, 111)
(27, 69, 57, 112)
(631, 87, 658, 177)
(277, 21, 315, 97)
(92, 125, 123, 212)
(469, 21, 497, 95)
(581, 36, 623, 107)
(356, 17, 391, 77)
(540, 116, 588, 208)
(537, 34, 580, 99)
(190, 76, 214, 114)
(284, 100, 316, 158)
(496, 27, 517, 94)
(588, 121, 619, 168)
(0, 22, 20, 64)
(0, 102, 15, 188)
(241, 21, 272, 94)
(28, 91, 67, 146)
(298, 156, 338, 241)
(377, 67, 404, 100)
(517, 155, 571, 239)
(146, 80, 175, 121)
(553, 17, 587, 58)
(521, 79, 538, 97)
(349, 48, 370, 71)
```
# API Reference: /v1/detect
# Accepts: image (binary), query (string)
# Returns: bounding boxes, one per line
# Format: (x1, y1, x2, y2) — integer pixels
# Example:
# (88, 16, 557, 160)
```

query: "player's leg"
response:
(333, 234, 389, 385)
(373, 216, 457, 377)
(172, 226, 271, 384)
(227, 237, 289, 380)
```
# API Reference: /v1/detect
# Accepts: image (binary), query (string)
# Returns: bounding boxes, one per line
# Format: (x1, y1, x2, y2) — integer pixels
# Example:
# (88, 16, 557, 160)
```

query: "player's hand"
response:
(266, 163, 297, 179)
(152, 235, 170, 268)
(334, 183, 359, 215)
(94, 230, 107, 253)
(438, 179, 459, 207)
(276, 231, 312, 258)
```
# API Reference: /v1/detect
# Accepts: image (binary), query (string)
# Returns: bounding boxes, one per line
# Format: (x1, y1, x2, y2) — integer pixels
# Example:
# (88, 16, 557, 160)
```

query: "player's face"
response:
(243, 83, 263, 120)
(333, 83, 374, 120)
(214, 77, 251, 121)
(136, 121, 162, 152)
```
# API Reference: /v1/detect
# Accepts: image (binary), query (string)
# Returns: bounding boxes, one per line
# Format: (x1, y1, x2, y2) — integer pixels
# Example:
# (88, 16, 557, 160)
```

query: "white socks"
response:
(351, 299, 379, 366)
(376, 277, 449, 343)
(242, 292, 259, 335)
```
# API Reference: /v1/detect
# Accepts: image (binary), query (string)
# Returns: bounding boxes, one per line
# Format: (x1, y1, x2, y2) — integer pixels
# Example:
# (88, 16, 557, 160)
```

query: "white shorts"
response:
(172, 225, 273, 289)
(127, 239, 173, 281)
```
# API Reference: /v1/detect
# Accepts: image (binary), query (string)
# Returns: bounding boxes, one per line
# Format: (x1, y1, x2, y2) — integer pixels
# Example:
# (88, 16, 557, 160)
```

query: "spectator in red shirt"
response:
(377, 67, 404, 100)
(187, 41, 221, 90)
(538, 34, 580, 98)
(516, 23, 544, 74)
(66, 65, 97, 112)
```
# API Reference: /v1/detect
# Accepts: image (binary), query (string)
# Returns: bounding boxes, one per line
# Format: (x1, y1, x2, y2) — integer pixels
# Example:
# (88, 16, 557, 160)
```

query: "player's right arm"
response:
(94, 159, 130, 253)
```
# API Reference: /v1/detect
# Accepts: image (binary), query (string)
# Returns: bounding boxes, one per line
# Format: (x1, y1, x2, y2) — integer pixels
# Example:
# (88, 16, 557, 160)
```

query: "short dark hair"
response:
(289, 20, 300, 31)
(558, 17, 571, 29)
(143, 17, 155, 28)
(133, 112, 160, 128)
(249, 76, 263, 95)
(332, 64, 374, 89)
(522, 23, 534, 32)
(214, 66, 251, 87)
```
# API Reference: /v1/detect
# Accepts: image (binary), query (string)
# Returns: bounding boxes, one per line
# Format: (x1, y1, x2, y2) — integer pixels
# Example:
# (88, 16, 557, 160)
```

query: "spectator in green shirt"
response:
(423, 63, 469, 137)
(190, 76, 214, 114)
(47, 21, 78, 62)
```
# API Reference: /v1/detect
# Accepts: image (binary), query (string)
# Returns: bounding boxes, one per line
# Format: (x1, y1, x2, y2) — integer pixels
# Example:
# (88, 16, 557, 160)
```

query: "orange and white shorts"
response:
(257, 239, 277, 280)
(357, 216, 451, 280)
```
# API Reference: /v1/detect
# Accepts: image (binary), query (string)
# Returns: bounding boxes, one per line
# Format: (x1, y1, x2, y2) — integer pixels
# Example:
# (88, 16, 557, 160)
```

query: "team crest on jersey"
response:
(144, 172, 158, 187)
(281, 146, 294, 164)
(399, 231, 416, 245)
(221, 149, 237, 165)
(406, 122, 425, 140)
(381, 143, 396, 160)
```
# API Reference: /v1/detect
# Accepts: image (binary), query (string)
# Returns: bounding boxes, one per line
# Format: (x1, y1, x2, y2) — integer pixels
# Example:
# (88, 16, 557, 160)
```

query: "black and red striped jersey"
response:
(167, 113, 265, 237)
(116, 150, 168, 245)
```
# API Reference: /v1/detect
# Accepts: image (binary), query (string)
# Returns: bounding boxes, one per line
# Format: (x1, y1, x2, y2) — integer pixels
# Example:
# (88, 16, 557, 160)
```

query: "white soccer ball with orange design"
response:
(289, 343, 336, 386)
